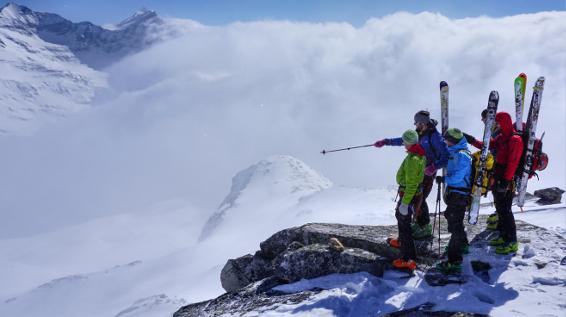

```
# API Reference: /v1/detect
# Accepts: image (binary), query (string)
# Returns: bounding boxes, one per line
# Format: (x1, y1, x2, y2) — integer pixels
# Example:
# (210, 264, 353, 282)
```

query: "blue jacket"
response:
(387, 126, 449, 169)
(445, 137, 472, 193)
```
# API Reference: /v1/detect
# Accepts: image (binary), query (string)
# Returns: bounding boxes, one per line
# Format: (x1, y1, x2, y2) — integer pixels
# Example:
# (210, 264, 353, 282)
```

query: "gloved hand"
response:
(435, 175, 445, 184)
(496, 179, 509, 193)
(399, 203, 410, 216)
(463, 132, 477, 144)
(374, 139, 389, 148)
(425, 164, 436, 176)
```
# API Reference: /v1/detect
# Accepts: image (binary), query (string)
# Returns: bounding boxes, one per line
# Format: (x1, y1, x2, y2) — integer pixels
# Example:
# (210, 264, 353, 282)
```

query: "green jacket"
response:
(396, 144, 426, 204)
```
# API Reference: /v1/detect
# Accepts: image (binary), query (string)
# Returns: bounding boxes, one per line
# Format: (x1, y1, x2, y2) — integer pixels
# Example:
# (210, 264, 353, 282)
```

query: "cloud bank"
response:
(0, 11, 564, 237)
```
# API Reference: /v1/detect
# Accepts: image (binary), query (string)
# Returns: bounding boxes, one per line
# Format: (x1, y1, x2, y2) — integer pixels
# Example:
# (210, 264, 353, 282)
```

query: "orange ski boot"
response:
(388, 238, 401, 249)
(392, 258, 417, 271)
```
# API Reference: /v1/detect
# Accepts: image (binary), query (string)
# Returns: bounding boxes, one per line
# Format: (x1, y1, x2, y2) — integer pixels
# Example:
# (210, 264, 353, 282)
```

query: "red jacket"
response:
(471, 112, 524, 181)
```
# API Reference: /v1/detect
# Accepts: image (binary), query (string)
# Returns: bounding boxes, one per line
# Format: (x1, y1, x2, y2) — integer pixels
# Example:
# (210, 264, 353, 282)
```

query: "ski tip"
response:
(489, 90, 499, 99)
(519, 73, 527, 79)
(440, 81, 448, 88)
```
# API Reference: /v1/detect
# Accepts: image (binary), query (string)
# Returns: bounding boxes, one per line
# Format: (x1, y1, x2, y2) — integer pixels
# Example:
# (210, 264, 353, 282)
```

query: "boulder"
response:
(534, 187, 565, 205)
(220, 220, 489, 292)
(274, 243, 385, 283)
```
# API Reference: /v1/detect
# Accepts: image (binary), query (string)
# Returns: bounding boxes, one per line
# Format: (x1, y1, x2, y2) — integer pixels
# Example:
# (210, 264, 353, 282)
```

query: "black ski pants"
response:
(494, 187, 517, 243)
(396, 195, 420, 261)
(444, 191, 469, 263)
(415, 174, 434, 226)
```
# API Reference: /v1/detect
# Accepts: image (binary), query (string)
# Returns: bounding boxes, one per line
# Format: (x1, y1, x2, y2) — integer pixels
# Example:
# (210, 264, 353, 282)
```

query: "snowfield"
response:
(1, 155, 565, 317)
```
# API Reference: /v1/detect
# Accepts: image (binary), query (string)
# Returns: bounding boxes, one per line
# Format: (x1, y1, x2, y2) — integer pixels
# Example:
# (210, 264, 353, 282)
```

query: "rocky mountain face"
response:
(1, 2, 166, 69)
(174, 215, 566, 317)
(0, 2, 172, 134)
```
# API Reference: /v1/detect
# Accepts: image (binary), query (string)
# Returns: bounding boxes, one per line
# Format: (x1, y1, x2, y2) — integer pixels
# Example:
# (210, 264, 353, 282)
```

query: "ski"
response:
(514, 73, 527, 132)
(517, 77, 545, 207)
(468, 91, 499, 225)
(424, 267, 467, 286)
(440, 81, 449, 196)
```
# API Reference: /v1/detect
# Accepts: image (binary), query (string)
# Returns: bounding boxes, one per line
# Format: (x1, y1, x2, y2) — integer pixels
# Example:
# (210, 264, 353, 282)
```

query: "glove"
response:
(435, 175, 445, 184)
(374, 139, 389, 148)
(463, 132, 476, 144)
(399, 203, 409, 216)
(425, 164, 436, 176)
(496, 179, 509, 193)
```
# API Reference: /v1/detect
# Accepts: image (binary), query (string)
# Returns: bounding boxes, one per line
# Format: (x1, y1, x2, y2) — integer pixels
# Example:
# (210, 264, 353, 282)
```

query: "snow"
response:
(0, 3, 106, 134)
(515, 205, 566, 237)
(1, 154, 564, 317)
(264, 210, 566, 317)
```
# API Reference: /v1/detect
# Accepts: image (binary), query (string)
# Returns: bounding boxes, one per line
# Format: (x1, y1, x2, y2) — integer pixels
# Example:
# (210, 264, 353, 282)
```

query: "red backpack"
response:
(515, 132, 548, 180)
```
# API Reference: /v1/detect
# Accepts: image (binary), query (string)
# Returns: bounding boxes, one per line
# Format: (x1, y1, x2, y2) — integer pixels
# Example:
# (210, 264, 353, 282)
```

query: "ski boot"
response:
(489, 237, 505, 247)
(495, 242, 519, 255)
(388, 238, 401, 249)
(410, 222, 420, 234)
(435, 261, 462, 275)
(412, 223, 432, 239)
(486, 213, 498, 230)
(392, 258, 417, 271)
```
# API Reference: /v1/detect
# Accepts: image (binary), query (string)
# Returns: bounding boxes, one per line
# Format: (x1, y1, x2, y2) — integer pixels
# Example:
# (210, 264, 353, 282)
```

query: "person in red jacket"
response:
(464, 112, 523, 255)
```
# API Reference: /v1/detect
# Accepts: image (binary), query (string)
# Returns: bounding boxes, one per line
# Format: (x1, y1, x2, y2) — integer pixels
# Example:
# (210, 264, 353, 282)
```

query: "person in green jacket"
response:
(391, 129, 426, 271)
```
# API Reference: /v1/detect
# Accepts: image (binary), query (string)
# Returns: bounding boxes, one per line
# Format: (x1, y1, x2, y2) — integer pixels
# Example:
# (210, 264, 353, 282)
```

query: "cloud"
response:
(0, 11, 564, 237)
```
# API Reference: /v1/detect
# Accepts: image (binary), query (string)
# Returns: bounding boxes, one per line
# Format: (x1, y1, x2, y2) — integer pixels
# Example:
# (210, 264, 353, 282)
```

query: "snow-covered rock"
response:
(175, 216, 566, 317)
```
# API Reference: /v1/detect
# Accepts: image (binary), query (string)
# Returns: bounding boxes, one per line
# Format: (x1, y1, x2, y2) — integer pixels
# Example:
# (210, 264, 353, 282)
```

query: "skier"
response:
(435, 128, 472, 274)
(464, 112, 523, 255)
(375, 110, 449, 239)
(391, 130, 425, 271)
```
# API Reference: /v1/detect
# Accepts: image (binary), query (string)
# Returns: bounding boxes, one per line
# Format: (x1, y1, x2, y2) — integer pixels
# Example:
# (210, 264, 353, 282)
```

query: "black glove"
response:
(435, 175, 445, 184)
(496, 180, 509, 193)
(463, 132, 476, 144)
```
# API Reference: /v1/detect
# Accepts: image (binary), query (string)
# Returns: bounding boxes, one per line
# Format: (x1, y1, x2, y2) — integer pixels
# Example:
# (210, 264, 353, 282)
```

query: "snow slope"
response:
(0, 3, 186, 134)
(0, 3, 106, 134)
(0, 200, 202, 300)
(1, 155, 564, 317)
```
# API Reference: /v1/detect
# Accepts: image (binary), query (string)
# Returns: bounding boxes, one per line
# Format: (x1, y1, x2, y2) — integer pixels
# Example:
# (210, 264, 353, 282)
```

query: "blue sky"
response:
(6, 0, 566, 26)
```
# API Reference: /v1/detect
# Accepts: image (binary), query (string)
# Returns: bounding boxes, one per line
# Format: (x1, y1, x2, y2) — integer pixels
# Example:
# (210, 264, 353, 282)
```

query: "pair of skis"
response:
(516, 76, 545, 207)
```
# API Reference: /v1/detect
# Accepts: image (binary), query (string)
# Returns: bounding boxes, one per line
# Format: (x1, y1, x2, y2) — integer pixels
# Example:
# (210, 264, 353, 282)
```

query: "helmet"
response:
(536, 153, 548, 171)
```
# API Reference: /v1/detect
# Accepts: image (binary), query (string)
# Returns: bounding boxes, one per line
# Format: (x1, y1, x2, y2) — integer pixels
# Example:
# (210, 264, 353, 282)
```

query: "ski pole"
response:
(320, 144, 374, 155)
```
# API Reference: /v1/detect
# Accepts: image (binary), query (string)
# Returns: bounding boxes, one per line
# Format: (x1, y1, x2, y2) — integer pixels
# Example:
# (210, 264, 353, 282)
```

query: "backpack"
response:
(453, 149, 493, 197)
(514, 132, 548, 180)
(470, 150, 495, 197)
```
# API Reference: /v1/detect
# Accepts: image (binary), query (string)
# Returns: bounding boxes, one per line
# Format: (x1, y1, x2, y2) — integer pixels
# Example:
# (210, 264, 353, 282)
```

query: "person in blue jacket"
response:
(374, 110, 449, 239)
(435, 128, 472, 274)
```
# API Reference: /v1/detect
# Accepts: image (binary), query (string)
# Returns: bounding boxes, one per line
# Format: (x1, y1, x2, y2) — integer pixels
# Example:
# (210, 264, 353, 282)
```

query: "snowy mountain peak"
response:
(199, 155, 332, 241)
(218, 155, 332, 211)
(116, 8, 159, 30)
(0, 2, 37, 26)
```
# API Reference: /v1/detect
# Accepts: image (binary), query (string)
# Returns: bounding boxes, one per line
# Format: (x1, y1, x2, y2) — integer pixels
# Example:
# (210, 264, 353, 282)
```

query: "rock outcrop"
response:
(174, 214, 566, 317)
(534, 187, 565, 205)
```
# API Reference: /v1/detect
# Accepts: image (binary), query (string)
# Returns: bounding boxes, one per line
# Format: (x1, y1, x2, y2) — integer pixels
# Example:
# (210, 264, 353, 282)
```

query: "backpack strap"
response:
(457, 149, 473, 188)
